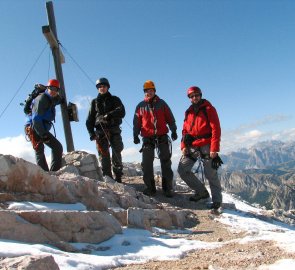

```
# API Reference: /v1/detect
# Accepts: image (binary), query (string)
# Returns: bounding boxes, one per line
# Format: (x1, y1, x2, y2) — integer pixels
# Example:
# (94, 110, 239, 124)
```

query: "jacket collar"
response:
(144, 94, 159, 103)
(45, 90, 53, 99)
(97, 91, 112, 100)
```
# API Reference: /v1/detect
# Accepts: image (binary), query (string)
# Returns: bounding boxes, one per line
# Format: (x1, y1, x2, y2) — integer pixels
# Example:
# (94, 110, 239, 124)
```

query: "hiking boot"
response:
(115, 177, 122, 183)
(210, 202, 221, 209)
(189, 190, 210, 202)
(143, 188, 156, 196)
(163, 189, 174, 198)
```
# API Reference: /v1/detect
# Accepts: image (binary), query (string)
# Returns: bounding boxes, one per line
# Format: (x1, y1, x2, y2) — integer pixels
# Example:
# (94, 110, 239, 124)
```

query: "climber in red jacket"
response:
(178, 86, 223, 210)
(133, 80, 178, 197)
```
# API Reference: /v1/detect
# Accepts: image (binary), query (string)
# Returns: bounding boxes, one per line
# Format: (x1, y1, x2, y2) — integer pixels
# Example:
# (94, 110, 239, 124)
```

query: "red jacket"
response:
(133, 95, 177, 138)
(181, 99, 221, 152)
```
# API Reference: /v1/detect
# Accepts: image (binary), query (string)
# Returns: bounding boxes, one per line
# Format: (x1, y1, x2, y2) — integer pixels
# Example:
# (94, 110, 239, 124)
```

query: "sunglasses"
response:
(49, 86, 59, 92)
(97, 84, 108, 89)
(189, 93, 201, 99)
(144, 88, 155, 93)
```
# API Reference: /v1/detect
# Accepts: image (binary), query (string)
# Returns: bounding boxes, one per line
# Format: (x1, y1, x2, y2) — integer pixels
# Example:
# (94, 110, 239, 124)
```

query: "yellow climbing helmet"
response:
(143, 80, 156, 91)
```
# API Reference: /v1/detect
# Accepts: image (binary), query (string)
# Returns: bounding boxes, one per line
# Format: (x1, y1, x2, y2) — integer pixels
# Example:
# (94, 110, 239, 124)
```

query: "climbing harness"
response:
(24, 125, 41, 150)
(139, 135, 172, 160)
(95, 130, 111, 157)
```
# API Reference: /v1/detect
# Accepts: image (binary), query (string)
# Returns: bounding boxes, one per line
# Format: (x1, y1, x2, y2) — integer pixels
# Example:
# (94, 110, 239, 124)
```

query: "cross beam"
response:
(42, 1, 74, 152)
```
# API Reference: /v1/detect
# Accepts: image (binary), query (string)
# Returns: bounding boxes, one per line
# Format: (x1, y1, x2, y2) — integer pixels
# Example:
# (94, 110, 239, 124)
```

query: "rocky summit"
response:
(0, 152, 195, 252)
(0, 151, 294, 269)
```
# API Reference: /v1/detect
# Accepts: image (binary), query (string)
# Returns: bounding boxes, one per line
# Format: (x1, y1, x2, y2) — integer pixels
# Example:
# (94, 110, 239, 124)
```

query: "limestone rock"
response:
(0, 210, 122, 247)
(0, 153, 198, 240)
(59, 174, 108, 211)
(108, 207, 128, 226)
(0, 155, 75, 204)
(0, 255, 59, 270)
(127, 207, 191, 230)
(102, 176, 157, 209)
(63, 151, 103, 180)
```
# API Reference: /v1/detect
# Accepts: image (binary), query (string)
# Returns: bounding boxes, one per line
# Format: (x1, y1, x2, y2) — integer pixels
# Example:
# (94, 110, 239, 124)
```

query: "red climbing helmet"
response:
(187, 86, 202, 97)
(47, 79, 60, 89)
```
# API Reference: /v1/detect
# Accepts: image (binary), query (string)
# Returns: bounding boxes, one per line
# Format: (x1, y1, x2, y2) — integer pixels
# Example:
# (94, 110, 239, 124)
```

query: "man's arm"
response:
(85, 99, 97, 137)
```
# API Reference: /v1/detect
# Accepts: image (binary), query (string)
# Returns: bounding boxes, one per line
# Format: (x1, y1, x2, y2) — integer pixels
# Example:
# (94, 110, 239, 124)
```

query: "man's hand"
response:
(210, 152, 218, 159)
(211, 154, 223, 170)
(34, 83, 46, 90)
(90, 134, 97, 141)
(182, 147, 189, 156)
(133, 136, 140, 144)
(171, 131, 178, 141)
(183, 134, 194, 146)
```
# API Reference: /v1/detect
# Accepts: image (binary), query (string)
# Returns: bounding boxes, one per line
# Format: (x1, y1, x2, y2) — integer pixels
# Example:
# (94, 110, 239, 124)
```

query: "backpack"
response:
(22, 84, 47, 115)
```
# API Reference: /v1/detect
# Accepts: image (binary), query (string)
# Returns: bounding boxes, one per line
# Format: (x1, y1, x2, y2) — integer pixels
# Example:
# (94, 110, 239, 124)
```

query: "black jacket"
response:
(86, 91, 125, 137)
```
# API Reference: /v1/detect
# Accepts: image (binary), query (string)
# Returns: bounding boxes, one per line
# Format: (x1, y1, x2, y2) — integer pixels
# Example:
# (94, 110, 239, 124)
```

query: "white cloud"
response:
(122, 147, 141, 162)
(222, 129, 266, 153)
(72, 95, 92, 111)
(0, 135, 35, 163)
(122, 147, 138, 156)
(271, 128, 295, 141)
(221, 127, 295, 153)
(240, 129, 263, 140)
(80, 148, 96, 155)
(221, 114, 294, 153)
(229, 114, 292, 134)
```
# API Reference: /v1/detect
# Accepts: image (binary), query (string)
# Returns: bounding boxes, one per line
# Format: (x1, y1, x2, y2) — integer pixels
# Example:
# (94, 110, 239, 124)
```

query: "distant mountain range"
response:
(221, 140, 295, 171)
(220, 140, 295, 211)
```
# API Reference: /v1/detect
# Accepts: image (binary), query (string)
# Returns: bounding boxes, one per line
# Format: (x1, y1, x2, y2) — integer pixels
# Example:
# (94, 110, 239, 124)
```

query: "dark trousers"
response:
(141, 135, 173, 192)
(34, 131, 63, 171)
(96, 128, 124, 180)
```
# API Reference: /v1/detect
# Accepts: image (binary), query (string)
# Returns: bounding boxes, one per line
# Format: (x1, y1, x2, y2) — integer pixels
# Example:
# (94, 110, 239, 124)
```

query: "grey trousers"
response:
(141, 135, 173, 192)
(177, 144, 222, 203)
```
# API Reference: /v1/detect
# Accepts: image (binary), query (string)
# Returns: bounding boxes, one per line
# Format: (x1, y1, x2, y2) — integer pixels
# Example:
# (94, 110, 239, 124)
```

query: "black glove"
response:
(183, 134, 195, 146)
(171, 132, 178, 141)
(133, 136, 140, 144)
(90, 134, 96, 141)
(34, 83, 46, 90)
(211, 155, 223, 170)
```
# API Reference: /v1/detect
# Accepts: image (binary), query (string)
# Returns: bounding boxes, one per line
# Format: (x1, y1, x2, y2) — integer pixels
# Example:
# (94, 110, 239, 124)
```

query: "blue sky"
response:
(0, 0, 295, 165)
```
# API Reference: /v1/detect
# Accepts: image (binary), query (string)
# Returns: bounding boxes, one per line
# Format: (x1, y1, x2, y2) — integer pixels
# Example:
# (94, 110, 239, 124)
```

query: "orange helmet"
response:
(47, 79, 60, 89)
(143, 80, 156, 91)
(187, 86, 202, 97)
